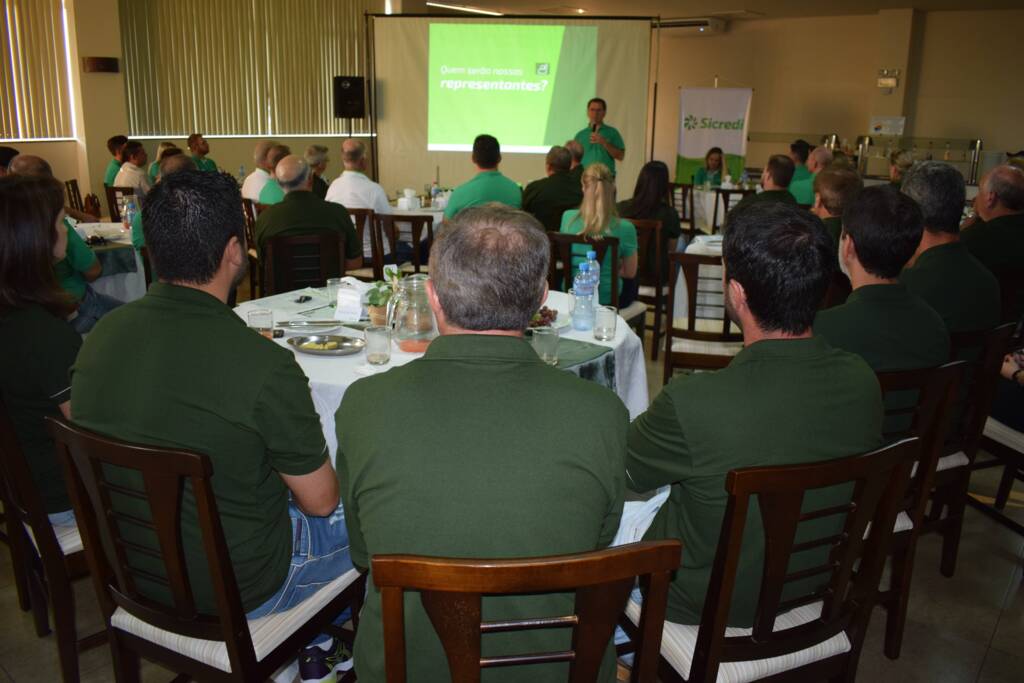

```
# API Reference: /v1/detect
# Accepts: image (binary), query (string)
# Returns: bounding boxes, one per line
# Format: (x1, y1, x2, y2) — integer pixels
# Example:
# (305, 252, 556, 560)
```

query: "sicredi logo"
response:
(685, 115, 745, 131)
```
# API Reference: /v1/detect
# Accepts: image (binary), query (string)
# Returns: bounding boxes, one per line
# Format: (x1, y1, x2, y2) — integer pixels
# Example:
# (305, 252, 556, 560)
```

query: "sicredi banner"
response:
(676, 87, 752, 184)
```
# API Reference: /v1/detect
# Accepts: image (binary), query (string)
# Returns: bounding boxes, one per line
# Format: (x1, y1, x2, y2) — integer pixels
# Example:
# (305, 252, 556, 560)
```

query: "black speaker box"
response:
(333, 76, 365, 118)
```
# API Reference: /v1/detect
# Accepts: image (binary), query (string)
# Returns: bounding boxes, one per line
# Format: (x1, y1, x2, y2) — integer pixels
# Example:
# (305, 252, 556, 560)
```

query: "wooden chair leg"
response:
(6, 520, 31, 612)
(651, 298, 662, 362)
(110, 633, 141, 683)
(51, 566, 81, 683)
(994, 465, 1016, 510)
(883, 539, 915, 660)
(940, 474, 970, 578)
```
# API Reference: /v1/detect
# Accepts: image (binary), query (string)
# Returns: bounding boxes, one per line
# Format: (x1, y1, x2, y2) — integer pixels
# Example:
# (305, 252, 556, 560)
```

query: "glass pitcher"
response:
(386, 273, 437, 353)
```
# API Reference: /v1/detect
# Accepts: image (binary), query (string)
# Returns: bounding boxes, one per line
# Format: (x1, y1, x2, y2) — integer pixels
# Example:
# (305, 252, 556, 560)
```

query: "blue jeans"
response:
(246, 501, 354, 645)
(70, 285, 122, 334)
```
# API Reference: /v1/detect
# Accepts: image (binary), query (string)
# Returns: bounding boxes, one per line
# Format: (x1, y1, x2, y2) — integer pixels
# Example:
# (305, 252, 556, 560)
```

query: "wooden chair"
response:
(372, 540, 682, 683)
(547, 232, 619, 302)
(621, 438, 918, 683)
(662, 252, 742, 384)
(241, 200, 261, 299)
(970, 415, 1024, 536)
(65, 179, 84, 212)
(375, 214, 434, 275)
(625, 218, 668, 359)
(711, 188, 755, 234)
(262, 231, 347, 296)
(47, 416, 367, 683)
(668, 182, 697, 240)
(0, 398, 105, 682)
(84, 193, 102, 219)
(345, 208, 377, 281)
(874, 362, 963, 659)
(104, 185, 135, 223)
(921, 323, 1017, 577)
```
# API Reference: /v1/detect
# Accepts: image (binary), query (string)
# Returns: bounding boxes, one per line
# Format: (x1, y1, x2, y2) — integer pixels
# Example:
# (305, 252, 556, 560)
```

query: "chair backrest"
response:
(241, 200, 257, 248)
(947, 323, 1018, 460)
(262, 231, 346, 295)
(624, 218, 663, 291)
(84, 193, 102, 219)
(372, 540, 682, 683)
(46, 417, 260, 671)
(546, 232, 620, 306)
(375, 214, 434, 274)
(690, 438, 919, 682)
(0, 396, 67, 569)
(347, 208, 377, 276)
(104, 185, 135, 223)
(711, 188, 756, 234)
(876, 362, 964, 523)
(665, 252, 741, 340)
(668, 183, 695, 223)
(65, 179, 84, 211)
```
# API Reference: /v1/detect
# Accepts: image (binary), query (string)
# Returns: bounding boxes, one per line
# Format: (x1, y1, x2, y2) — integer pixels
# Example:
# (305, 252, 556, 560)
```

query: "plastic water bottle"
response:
(121, 197, 137, 231)
(740, 169, 750, 189)
(571, 262, 595, 331)
(585, 250, 601, 297)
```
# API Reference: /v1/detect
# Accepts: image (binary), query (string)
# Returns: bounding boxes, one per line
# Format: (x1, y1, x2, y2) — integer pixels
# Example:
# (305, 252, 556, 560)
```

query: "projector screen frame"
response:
(364, 12, 660, 192)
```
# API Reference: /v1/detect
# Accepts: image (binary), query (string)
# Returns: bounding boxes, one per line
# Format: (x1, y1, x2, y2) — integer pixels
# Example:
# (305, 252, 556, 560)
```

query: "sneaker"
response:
(298, 638, 354, 683)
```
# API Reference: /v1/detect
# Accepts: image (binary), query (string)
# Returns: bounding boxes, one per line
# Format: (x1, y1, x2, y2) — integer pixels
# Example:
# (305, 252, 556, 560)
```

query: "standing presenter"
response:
(574, 97, 625, 177)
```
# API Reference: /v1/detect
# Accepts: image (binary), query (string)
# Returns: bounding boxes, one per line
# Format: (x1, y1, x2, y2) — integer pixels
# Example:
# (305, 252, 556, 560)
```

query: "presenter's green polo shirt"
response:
(573, 123, 624, 176)
(443, 170, 522, 220)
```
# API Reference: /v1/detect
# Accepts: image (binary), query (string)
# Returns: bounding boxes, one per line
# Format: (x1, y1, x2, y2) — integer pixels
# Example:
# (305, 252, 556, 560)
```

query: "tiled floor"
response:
(1, 314, 1020, 681)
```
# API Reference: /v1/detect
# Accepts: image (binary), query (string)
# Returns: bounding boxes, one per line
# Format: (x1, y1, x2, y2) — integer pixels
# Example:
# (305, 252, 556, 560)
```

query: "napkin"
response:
(333, 277, 372, 322)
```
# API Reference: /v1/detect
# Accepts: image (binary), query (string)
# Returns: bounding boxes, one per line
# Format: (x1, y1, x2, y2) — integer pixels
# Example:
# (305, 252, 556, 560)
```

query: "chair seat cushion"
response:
(619, 301, 648, 322)
(347, 266, 375, 280)
(670, 337, 743, 357)
(637, 285, 670, 298)
(399, 262, 429, 274)
(24, 520, 83, 556)
(911, 450, 969, 478)
(625, 599, 851, 683)
(984, 417, 1024, 453)
(110, 568, 361, 673)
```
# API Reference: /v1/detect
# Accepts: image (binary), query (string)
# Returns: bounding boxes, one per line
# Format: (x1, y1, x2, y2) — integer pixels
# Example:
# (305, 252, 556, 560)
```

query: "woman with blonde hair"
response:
(558, 163, 638, 306)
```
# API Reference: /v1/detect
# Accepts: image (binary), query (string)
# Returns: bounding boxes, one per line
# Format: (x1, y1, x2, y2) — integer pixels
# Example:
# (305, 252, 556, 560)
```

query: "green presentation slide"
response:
(428, 23, 597, 153)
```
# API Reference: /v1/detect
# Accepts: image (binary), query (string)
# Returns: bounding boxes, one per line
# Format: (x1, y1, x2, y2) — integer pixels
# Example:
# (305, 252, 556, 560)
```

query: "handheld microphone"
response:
(591, 123, 597, 133)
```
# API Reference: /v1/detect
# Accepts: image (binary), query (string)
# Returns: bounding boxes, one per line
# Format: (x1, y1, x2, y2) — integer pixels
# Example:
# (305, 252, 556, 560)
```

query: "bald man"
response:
(254, 154, 362, 283)
(257, 144, 292, 205)
(131, 154, 198, 249)
(241, 139, 277, 202)
(790, 146, 833, 206)
(962, 164, 1024, 322)
(325, 138, 392, 262)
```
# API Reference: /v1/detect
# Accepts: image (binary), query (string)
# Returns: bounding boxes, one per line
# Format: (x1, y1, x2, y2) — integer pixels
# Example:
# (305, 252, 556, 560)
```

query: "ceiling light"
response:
(576, 8, 585, 13)
(425, 2, 504, 15)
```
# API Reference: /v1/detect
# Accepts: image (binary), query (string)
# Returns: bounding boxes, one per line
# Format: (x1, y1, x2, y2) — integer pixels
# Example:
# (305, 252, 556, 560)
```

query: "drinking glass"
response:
(594, 306, 617, 341)
(531, 326, 559, 366)
(246, 309, 274, 339)
(326, 277, 343, 308)
(566, 288, 577, 317)
(365, 325, 391, 365)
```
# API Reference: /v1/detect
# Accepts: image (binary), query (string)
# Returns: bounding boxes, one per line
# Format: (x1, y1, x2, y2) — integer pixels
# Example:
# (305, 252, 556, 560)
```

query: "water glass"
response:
(326, 278, 343, 307)
(365, 325, 391, 365)
(594, 306, 618, 341)
(566, 288, 577, 317)
(531, 326, 559, 366)
(246, 309, 274, 339)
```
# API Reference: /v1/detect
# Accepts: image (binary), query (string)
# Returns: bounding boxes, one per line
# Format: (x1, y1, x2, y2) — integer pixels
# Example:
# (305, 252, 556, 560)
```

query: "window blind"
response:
(119, 0, 376, 136)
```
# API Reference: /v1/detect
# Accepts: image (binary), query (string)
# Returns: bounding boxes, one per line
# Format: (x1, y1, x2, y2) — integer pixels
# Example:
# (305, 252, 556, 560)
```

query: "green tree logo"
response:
(684, 114, 698, 130)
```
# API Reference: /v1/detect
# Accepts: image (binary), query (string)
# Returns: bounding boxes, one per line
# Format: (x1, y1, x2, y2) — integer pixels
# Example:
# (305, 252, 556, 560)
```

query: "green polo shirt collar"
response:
(422, 333, 538, 364)
(733, 335, 831, 364)
(146, 281, 230, 313)
(914, 241, 963, 267)
(844, 282, 907, 305)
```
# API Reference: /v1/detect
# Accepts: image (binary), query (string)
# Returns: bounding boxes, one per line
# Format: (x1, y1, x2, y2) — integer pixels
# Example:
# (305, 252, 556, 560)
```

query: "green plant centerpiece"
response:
(366, 269, 401, 326)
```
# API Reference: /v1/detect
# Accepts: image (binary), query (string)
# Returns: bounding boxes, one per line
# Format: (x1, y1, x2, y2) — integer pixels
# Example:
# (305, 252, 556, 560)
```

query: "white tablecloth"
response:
(388, 206, 445, 242)
(74, 222, 147, 303)
(234, 289, 648, 455)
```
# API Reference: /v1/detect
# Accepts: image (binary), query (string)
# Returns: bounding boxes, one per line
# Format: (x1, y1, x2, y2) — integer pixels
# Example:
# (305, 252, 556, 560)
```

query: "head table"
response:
(234, 289, 649, 456)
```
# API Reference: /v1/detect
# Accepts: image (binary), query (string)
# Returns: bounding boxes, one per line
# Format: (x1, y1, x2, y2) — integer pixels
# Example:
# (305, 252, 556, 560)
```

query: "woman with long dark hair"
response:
(0, 174, 81, 524)
(618, 160, 683, 281)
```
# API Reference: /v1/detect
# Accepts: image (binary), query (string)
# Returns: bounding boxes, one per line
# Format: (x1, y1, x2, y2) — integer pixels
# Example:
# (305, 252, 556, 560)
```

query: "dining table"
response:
(234, 288, 649, 456)
(72, 221, 147, 303)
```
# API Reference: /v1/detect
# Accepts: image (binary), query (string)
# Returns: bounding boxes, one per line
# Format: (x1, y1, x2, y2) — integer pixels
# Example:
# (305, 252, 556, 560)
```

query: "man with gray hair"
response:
(257, 143, 293, 205)
(335, 204, 628, 682)
(522, 145, 584, 231)
(304, 144, 330, 199)
(326, 138, 395, 262)
(254, 154, 362, 274)
(241, 139, 277, 201)
(900, 161, 1001, 332)
(962, 164, 1024, 322)
(564, 138, 584, 184)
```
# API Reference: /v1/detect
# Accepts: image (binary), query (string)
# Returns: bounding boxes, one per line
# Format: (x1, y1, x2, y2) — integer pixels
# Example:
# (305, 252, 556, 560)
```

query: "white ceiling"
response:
(436, 1, 1024, 20)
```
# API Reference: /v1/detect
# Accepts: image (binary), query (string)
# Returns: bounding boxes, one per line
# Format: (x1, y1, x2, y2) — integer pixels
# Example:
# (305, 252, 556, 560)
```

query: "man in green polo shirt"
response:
(573, 97, 625, 177)
(812, 166, 863, 249)
(815, 185, 950, 371)
(961, 164, 1024, 322)
(255, 155, 362, 291)
(103, 134, 127, 186)
(522, 145, 584, 231)
(186, 132, 217, 172)
(257, 143, 292, 205)
(336, 205, 627, 682)
(443, 134, 522, 220)
(625, 202, 882, 629)
(790, 146, 833, 206)
(788, 138, 812, 195)
(729, 154, 798, 217)
(72, 170, 356, 681)
(900, 161, 1001, 333)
